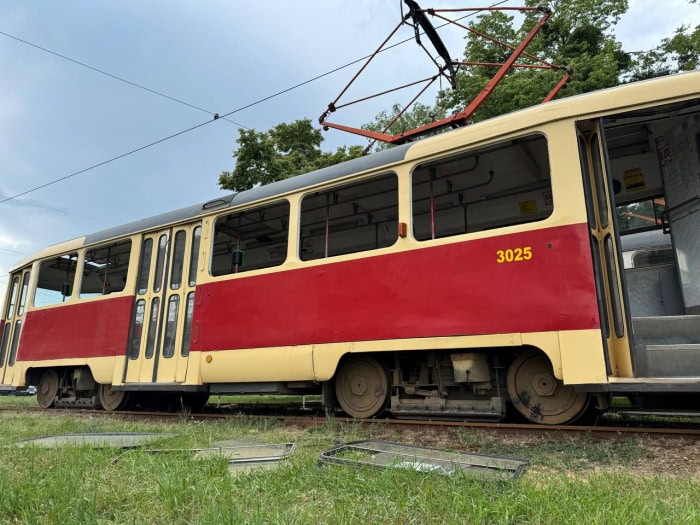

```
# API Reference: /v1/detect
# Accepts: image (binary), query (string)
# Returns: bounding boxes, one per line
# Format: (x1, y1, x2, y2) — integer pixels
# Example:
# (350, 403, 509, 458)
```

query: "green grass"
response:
(0, 409, 697, 524)
(0, 395, 37, 408)
(210, 394, 322, 405)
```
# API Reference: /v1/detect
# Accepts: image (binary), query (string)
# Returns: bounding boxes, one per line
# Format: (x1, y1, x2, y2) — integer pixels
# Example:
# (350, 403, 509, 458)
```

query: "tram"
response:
(1, 71, 699, 424)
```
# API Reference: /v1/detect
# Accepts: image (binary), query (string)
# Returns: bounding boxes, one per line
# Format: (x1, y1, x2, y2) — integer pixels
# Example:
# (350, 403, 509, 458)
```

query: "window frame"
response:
(209, 199, 291, 278)
(298, 171, 400, 262)
(77, 239, 134, 300)
(409, 132, 554, 243)
(33, 252, 80, 308)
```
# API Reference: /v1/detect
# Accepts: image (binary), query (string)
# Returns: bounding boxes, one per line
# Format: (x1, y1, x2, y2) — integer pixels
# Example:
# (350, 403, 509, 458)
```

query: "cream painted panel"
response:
(521, 331, 562, 380)
(559, 329, 609, 384)
(88, 357, 118, 384)
(200, 346, 315, 383)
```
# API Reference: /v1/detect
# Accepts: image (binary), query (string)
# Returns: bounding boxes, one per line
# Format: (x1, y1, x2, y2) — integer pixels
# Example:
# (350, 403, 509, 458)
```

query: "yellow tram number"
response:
(496, 247, 532, 264)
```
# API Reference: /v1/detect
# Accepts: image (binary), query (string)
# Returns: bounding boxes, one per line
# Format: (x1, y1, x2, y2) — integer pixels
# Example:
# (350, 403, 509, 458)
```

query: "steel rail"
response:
(3, 406, 697, 441)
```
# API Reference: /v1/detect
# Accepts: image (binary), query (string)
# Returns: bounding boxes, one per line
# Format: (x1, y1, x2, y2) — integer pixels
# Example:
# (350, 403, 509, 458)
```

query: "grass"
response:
(0, 401, 698, 524)
(0, 395, 36, 408)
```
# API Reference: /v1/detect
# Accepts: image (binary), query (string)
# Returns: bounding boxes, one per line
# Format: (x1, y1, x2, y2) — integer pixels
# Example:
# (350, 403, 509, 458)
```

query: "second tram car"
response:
(1, 71, 700, 424)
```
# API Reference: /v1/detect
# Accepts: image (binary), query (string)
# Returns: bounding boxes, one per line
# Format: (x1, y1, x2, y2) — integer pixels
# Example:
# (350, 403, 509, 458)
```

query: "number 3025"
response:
(496, 247, 532, 263)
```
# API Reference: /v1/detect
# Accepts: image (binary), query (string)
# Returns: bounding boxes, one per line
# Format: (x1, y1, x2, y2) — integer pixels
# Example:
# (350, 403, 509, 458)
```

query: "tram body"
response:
(2, 71, 699, 423)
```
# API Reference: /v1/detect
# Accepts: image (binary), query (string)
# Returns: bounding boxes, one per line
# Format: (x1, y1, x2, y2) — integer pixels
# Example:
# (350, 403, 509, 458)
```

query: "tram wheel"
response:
(177, 393, 210, 412)
(507, 349, 591, 425)
(36, 369, 59, 409)
(97, 384, 130, 411)
(334, 355, 389, 419)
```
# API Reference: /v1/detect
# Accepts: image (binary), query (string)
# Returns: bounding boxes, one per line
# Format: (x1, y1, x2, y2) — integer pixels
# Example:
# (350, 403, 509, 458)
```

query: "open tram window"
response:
(211, 201, 290, 276)
(79, 239, 132, 298)
(616, 197, 665, 235)
(300, 173, 398, 261)
(34, 253, 79, 307)
(411, 134, 552, 241)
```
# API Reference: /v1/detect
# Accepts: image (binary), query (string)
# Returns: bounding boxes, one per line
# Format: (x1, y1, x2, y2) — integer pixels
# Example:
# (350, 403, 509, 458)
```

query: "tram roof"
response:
(12, 69, 700, 271)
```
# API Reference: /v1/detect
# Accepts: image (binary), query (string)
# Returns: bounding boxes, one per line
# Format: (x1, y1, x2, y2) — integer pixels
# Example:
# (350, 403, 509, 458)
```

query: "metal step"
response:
(645, 344, 700, 377)
(631, 315, 700, 377)
(632, 315, 700, 343)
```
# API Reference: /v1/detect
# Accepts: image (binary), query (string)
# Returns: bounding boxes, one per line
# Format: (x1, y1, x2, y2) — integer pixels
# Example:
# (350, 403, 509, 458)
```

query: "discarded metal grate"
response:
(119, 442, 296, 473)
(195, 443, 296, 473)
(12, 432, 176, 448)
(318, 440, 528, 479)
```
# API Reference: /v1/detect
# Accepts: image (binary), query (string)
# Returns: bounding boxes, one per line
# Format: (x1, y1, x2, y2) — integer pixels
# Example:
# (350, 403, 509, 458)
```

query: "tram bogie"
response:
(31, 367, 100, 409)
(387, 350, 507, 419)
(328, 347, 595, 424)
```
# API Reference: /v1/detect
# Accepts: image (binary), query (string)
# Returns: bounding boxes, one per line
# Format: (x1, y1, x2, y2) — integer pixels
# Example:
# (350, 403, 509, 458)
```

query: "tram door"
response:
(0, 268, 31, 386)
(577, 121, 634, 378)
(124, 223, 201, 384)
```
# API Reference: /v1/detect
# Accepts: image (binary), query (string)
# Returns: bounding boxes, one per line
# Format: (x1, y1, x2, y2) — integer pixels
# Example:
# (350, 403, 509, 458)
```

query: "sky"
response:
(1, 0, 699, 298)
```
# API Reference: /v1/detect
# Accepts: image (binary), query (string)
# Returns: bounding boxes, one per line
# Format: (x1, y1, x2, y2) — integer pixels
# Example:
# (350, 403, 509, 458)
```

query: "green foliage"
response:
(438, 0, 631, 122)
(218, 119, 363, 192)
(361, 102, 447, 150)
(222, 1, 700, 188)
(363, 0, 700, 138)
(629, 22, 700, 81)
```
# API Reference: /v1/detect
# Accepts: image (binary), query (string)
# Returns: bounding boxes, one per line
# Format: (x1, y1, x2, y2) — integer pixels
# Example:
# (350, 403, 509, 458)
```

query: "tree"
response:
(628, 22, 700, 81)
(361, 102, 447, 150)
(362, 0, 634, 147)
(438, 0, 631, 122)
(219, 119, 363, 192)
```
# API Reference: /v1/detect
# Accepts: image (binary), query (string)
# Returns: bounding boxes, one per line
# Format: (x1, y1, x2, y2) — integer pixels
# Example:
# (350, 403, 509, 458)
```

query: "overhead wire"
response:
(0, 0, 510, 208)
(0, 30, 249, 129)
(0, 247, 29, 257)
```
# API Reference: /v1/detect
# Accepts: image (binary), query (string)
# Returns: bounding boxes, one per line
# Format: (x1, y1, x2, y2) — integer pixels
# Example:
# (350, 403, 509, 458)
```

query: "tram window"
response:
(181, 292, 194, 357)
(0, 324, 11, 367)
(79, 240, 132, 298)
(153, 235, 168, 292)
(17, 272, 30, 316)
(136, 238, 153, 295)
(412, 135, 552, 240)
(5, 276, 19, 319)
(144, 297, 160, 359)
(128, 299, 146, 359)
(617, 197, 665, 235)
(188, 227, 201, 286)
(300, 174, 398, 261)
(34, 253, 79, 307)
(170, 230, 187, 290)
(211, 201, 290, 276)
(162, 295, 180, 358)
(591, 134, 609, 229)
(8, 320, 21, 366)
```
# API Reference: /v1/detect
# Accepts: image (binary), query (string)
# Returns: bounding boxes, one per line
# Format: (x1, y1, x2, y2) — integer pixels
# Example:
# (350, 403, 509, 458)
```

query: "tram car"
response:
(1, 71, 699, 424)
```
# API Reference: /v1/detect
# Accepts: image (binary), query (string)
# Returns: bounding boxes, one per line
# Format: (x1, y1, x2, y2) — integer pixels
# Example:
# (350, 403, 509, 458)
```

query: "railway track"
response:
(2, 404, 699, 441)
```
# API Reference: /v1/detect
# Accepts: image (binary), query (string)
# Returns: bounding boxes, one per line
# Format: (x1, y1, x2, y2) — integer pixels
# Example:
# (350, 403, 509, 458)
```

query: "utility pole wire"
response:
(0, 0, 509, 207)
(0, 30, 249, 129)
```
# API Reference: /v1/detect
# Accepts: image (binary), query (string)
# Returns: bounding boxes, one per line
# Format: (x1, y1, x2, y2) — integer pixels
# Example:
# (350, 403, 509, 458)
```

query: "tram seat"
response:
(621, 231, 683, 317)
(625, 263, 684, 317)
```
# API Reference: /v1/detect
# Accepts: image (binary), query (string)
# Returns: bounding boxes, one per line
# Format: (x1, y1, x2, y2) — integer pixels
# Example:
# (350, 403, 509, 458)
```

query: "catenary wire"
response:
(0, 247, 29, 256)
(0, 0, 510, 207)
(0, 190, 111, 223)
(0, 30, 248, 129)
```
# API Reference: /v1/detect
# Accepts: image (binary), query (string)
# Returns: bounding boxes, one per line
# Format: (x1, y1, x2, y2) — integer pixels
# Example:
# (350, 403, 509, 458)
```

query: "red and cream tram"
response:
(1, 71, 699, 424)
